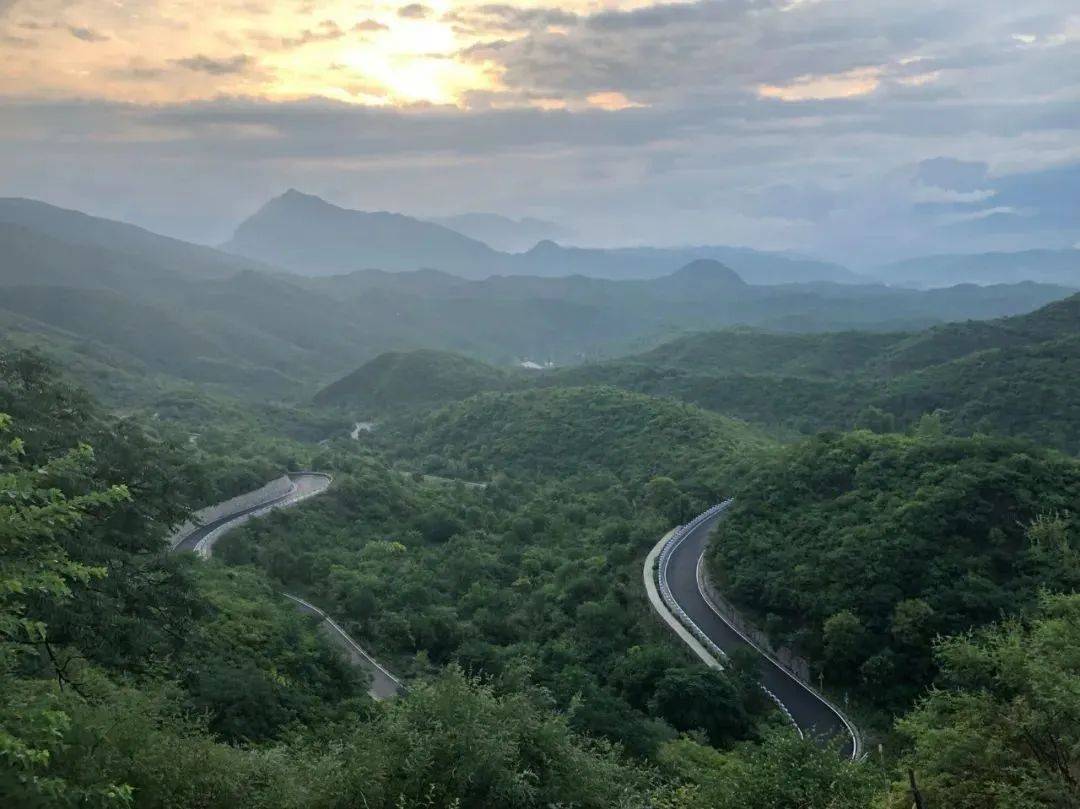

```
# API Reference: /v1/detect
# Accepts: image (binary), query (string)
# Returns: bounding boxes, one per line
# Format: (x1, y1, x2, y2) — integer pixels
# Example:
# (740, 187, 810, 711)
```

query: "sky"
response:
(0, 0, 1078, 263)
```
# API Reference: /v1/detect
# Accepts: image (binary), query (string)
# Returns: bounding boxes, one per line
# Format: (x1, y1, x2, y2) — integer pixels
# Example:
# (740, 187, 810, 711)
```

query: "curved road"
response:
(171, 472, 402, 700)
(660, 508, 858, 759)
(173, 473, 328, 554)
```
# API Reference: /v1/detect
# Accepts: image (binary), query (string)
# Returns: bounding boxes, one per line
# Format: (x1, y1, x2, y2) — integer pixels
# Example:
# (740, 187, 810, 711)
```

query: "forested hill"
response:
(314, 349, 511, 409)
(388, 385, 768, 487)
(541, 292, 1080, 452)
(707, 429, 1080, 715)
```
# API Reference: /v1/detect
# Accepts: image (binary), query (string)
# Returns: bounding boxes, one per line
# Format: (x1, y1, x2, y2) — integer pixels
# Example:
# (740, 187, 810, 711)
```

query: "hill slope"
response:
(315, 349, 510, 410)
(0, 197, 264, 280)
(541, 293, 1080, 451)
(392, 385, 769, 486)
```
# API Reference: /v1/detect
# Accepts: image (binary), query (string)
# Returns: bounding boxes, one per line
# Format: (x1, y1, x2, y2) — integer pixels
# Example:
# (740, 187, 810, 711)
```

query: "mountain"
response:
(2, 198, 1075, 407)
(223, 190, 503, 278)
(0, 197, 263, 281)
(314, 349, 510, 410)
(223, 191, 860, 284)
(511, 243, 861, 284)
(874, 248, 1080, 288)
(427, 213, 574, 252)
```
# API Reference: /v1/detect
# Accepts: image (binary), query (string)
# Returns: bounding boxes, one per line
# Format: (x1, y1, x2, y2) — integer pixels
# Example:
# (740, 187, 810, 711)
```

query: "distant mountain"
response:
(223, 190, 503, 278)
(427, 213, 574, 252)
(508, 241, 860, 284)
(3, 198, 1075, 407)
(224, 190, 860, 284)
(314, 349, 510, 410)
(874, 249, 1080, 289)
(0, 197, 262, 281)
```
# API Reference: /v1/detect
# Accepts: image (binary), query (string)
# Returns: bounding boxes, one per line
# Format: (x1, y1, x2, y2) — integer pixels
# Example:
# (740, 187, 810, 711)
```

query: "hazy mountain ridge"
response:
(223, 190, 861, 284)
(2, 196, 1075, 407)
(874, 248, 1080, 288)
(427, 212, 574, 252)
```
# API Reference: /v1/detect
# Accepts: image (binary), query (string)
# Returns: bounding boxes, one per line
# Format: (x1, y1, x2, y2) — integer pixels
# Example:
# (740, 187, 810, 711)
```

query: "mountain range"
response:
(1, 195, 1076, 406)
(223, 190, 860, 284)
(871, 248, 1080, 288)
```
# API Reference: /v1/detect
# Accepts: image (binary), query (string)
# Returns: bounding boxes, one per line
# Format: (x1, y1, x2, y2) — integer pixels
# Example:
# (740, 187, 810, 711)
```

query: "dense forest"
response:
(3, 283, 1080, 807)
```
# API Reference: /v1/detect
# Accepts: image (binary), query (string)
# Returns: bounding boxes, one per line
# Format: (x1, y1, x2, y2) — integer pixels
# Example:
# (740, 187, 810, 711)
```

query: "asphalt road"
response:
(170, 472, 402, 700)
(664, 510, 856, 758)
(172, 474, 329, 553)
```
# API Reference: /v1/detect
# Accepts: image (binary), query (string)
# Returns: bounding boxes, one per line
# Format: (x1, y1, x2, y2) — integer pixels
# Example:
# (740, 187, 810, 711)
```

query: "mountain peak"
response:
(670, 258, 746, 285)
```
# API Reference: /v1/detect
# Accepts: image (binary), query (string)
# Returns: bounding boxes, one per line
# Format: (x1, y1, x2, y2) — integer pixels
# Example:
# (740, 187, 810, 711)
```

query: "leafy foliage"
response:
(707, 429, 1080, 712)
(892, 592, 1080, 808)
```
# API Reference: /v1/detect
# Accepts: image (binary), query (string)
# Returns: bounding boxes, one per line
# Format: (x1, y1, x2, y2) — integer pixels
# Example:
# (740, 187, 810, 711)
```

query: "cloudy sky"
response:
(1, 0, 1077, 263)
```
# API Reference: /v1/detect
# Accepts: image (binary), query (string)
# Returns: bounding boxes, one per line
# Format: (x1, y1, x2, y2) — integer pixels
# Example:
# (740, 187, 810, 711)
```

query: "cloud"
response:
(173, 54, 253, 75)
(398, 4, 430, 20)
(2, 0, 1079, 260)
(354, 18, 388, 32)
(252, 19, 345, 50)
(586, 91, 646, 110)
(915, 158, 989, 192)
(444, 5, 579, 35)
(758, 67, 883, 102)
(68, 25, 108, 42)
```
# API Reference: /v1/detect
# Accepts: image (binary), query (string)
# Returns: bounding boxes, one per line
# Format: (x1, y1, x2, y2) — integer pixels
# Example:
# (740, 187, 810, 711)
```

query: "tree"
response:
(822, 611, 865, 675)
(649, 668, 752, 748)
(892, 592, 1080, 808)
(890, 598, 935, 647)
(0, 412, 132, 806)
(657, 729, 877, 809)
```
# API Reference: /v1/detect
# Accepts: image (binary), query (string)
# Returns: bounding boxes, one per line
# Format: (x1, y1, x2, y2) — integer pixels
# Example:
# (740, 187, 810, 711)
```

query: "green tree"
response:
(0, 412, 132, 806)
(892, 592, 1080, 809)
(649, 668, 752, 748)
(822, 610, 865, 675)
(657, 729, 877, 809)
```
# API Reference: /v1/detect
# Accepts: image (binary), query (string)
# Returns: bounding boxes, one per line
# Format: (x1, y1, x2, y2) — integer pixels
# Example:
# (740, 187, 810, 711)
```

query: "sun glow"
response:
(0, 0, 512, 106)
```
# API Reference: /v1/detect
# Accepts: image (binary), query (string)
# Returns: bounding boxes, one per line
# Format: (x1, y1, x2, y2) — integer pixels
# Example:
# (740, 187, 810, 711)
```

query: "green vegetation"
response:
(219, 386, 773, 756)
(4, 271, 1080, 806)
(889, 592, 1080, 808)
(389, 385, 767, 486)
(314, 348, 511, 411)
(707, 428, 1080, 714)
(551, 292, 1080, 452)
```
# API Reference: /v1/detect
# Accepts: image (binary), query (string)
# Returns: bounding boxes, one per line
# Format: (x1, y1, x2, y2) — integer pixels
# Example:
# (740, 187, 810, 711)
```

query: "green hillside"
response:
(707, 429, 1080, 713)
(314, 349, 510, 410)
(546, 293, 1080, 451)
(391, 385, 769, 487)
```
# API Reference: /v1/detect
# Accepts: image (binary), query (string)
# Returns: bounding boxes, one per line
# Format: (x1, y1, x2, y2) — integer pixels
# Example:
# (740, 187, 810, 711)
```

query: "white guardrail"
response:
(281, 593, 404, 693)
(655, 500, 862, 760)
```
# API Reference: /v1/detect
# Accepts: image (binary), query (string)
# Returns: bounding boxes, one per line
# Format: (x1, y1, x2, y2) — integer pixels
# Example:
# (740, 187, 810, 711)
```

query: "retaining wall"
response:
(167, 475, 294, 549)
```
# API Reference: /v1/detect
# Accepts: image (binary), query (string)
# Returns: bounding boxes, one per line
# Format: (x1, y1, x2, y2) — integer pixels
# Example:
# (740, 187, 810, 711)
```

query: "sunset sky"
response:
(1, 0, 1077, 260)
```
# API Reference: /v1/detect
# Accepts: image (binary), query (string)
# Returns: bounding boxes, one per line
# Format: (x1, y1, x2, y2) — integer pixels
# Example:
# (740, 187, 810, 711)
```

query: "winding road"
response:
(650, 504, 860, 759)
(171, 472, 402, 700)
